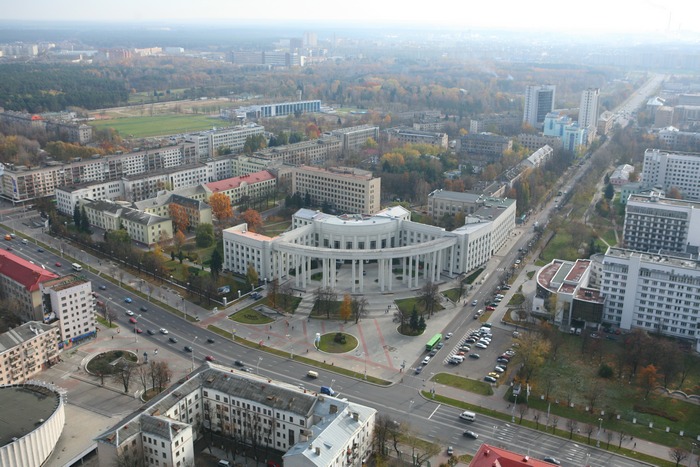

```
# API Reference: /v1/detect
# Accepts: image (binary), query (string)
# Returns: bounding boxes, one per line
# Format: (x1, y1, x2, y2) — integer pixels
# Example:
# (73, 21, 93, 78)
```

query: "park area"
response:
(89, 114, 224, 138)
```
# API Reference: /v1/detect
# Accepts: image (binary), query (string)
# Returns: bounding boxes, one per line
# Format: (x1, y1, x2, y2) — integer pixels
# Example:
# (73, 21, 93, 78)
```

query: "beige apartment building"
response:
(0, 322, 60, 386)
(290, 166, 381, 214)
(205, 170, 277, 206)
(41, 274, 96, 346)
(81, 199, 173, 246)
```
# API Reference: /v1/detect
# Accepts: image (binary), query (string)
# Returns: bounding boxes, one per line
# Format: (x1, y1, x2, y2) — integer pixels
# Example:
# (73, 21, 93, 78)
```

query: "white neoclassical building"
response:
(223, 202, 515, 293)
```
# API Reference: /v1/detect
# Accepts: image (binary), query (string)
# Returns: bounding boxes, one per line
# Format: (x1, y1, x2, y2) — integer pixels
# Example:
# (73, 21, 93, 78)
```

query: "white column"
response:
(359, 260, 364, 293)
(295, 254, 300, 288)
(380, 259, 385, 292)
(388, 257, 393, 292)
(432, 251, 438, 282)
(402, 256, 407, 284)
(351, 260, 356, 294)
(322, 258, 328, 288)
(437, 250, 443, 280)
(407, 255, 413, 289)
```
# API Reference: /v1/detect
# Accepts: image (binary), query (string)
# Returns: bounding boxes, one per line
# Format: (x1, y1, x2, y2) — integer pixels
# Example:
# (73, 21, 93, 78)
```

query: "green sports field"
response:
(89, 114, 225, 138)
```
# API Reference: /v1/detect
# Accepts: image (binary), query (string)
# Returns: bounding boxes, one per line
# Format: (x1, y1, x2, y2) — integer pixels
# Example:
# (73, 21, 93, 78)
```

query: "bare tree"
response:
(373, 415, 401, 464)
(112, 361, 136, 393)
(678, 352, 698, 389)
(605, 430, 614, 449)
(566, 419, 578, 439)
(155, 361, 173, 392)
(418, 281, 440, 317)
(518, 404, 529, 424)
(136, 363, 150, 393)
(550, 415, 559, 434)
(106, 307, 117, 327)
(533, 412, 541, 430)
(351, 296, 368, 324)
(147, 282, 155, 302)
(585, 380, 603, 413)
(267, 278, 279, 308)
(669, 447, 689, 467)
(584, 424, 595, 444)
(279, 281, 294, 311)
(617, 431, 627, 449)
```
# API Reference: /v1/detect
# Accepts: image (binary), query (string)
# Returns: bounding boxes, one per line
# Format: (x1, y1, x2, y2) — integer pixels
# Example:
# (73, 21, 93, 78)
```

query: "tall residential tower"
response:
(523, 85, 556, 128)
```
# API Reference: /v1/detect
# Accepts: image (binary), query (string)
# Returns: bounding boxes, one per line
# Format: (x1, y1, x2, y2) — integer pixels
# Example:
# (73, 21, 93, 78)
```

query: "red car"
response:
(134, 328, 143, 334)
(55, 262, 62, 267)
(205, 355, 215, 362)
(486, 306, 496, 311)
(129, 317, 137, 324)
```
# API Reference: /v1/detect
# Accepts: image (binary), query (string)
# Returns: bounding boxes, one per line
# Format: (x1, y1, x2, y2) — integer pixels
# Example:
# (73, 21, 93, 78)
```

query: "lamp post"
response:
(364, 353, 368, 381)
(430, 372, 435, 398)
(181, 296, 186, 319)
(690, 442, 697, 467)
(190, 336, 198, 371)
(595, 417, 603, 447)
(231, 327, 236, 342)
(257, 356, 263, 374)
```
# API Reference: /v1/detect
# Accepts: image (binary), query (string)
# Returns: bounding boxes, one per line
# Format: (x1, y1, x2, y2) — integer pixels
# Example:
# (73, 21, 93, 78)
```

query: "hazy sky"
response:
(4, 0, 698, 34)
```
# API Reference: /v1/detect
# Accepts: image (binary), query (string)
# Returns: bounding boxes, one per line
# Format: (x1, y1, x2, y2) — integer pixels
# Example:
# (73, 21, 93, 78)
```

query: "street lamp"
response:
(190, 336, 198, 371)
(257, 356, 263, 374)
(364, 353, 368, 381)
(595, 417, 603, 447)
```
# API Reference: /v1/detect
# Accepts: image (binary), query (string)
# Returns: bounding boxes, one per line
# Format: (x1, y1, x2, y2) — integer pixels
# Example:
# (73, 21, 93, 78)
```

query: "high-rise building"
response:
(641, 148, 700, 201)
(523, 85, 556, 128)
(40, 274, 96, 345)
(579, 88, 600, 131)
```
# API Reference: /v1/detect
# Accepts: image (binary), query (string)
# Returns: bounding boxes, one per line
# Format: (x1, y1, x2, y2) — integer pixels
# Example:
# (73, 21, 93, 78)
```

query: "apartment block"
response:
(81, 199, 173, 246)
(40, 274, 95, 345)
(96, 364, 375, 467)
(523, 84, 556, 128)
(134, 192, 213, 229)
(185, 124, 265, 159)
(0, 110, 92, 144)
(327, 125, 380, 154)
(1, 144, 196, 203)
(622, 193, 700, 254)
(515, 133, 562, 152)
(56, 180, 125, 215)
(205, 171, 277, 206)
(254, 137, 342, 165)
(290, 166, 381, 214)
(642, 148, 700, 201)
(0, 250, 59, 321)
(385, 127, 449, 148)
(579, 88, 600, 132)
(602, 248, 700, 349)
(459, 132, 513, 158)
(0, 322, 60, 386)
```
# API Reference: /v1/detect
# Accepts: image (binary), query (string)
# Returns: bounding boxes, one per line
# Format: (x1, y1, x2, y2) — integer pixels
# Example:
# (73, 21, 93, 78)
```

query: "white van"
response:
(459, 411, 476, 421)
(450, 355, 464, 364)
(307, 370, 319, 379)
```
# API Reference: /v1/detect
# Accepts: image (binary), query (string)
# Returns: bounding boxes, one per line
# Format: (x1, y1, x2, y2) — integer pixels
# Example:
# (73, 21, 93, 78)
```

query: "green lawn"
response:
(443, 288, 463, 302)
(395, 297, 445, 315)
(230, 308, 274, 325)
(540, 231, 580, 262)
(433, 373, 494, 396)
(318, 333, 358, 353)
(90, 114, 222, 138)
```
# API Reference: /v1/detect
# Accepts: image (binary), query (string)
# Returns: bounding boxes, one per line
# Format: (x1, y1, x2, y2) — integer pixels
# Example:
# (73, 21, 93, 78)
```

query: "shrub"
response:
(633, 405, 679, 422)
(598, 363, 614, 378)
(187, 252, 199, 262)
(333, 332, 347, 344)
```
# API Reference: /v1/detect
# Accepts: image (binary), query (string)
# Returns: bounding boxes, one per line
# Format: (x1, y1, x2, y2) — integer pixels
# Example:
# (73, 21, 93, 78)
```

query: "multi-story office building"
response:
(523, 84, 556, 128)
(327, 125, 380, 154)
(134, 193, 213, 229)
(656, 127, 700, 152)
(641, 148, 700, 201)
(1, 144, 196, 203)
(185, 124, 265, 159)
(40, 274, 95, 345)
(579, 88, 600, 133)
(290, 166, 380, 215)
(205, 171, 277, 206)
(0, 322, 60, 386)
(385, 127, 449, 148)
(622, 193, 700, 254)
(223, 202, 515, 293)
(55, 180, 125, 215)
(544, 113, 588, 151)
(602, 247, 700, 350)
(459, 133, 513, 158)
(468, 113, 522, 135)
(520, 145, 554, 169)
(122, 162, 211, 202)
(81, 199, 173, 246)
(96, 363, 376, 467)
(0, 250, 58, 321)
(597, 111, 615, 136)
(233, 100, 321, 119)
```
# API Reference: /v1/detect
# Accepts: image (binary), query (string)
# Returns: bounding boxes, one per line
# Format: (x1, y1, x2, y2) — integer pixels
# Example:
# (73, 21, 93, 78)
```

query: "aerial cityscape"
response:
(1, 2, 700, 467)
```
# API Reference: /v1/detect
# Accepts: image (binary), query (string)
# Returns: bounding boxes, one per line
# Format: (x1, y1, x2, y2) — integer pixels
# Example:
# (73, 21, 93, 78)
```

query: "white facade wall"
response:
(43, 278, 95, 342)
(642, 148, 700, 201)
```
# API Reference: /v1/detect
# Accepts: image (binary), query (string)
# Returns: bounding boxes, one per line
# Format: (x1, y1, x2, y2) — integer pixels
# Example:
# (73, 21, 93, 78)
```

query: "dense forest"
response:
(0, 63, 129, 113)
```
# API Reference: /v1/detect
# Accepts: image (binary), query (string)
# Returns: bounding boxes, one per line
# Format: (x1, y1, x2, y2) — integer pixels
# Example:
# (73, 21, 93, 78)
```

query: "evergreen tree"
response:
(73, 205, 81, 228)
(210, 249, 223, 279)
(80, 206, 91, 233)
(410, 308, 420, 331)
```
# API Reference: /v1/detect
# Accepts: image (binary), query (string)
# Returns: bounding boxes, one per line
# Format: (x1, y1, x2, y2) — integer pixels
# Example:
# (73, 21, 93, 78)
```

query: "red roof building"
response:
(205, 170, 276, 204)
(469, 444, 554, 467)
(0, 249, 59, 321)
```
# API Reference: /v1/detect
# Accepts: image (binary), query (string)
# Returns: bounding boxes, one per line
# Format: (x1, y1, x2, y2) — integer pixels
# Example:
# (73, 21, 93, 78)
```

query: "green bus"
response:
(425, 333, 442, 351)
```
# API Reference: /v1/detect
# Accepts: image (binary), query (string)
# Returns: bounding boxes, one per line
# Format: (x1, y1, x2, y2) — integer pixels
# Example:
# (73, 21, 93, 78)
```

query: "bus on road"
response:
(425, 333, 442, 352)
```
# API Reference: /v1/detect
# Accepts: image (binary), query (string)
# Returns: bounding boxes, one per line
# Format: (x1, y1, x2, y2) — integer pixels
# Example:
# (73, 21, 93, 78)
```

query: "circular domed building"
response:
(0, 382, 66, 466)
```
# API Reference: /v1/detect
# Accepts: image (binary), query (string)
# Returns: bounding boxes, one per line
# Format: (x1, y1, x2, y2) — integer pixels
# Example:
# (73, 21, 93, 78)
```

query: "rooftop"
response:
(206, 170, 275, 193)
(469, 444, 553, 467)
(295, 165, 375, 180)
(0, 321, 55, 353)
(41, 273, 90, 292)
(0, 385, 61, 449)
(0, 249, 59, 291)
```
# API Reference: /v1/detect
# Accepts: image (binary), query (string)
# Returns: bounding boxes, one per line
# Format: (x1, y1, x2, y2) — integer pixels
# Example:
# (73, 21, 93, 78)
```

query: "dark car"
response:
(497, 357, 510, 364)
(469, 353, 480, 359)
(37, 248, 44, 253)
(184, 346, 193, 352)
(484, 376, 497, 383)
(465, 338, 476, 344)
(99, 285, 107, 290)
(169, 336, 178, 343)
(414, 365, 423, 375)
(147, 329, 156, 335)
(463, 430, 479, 439)
(543, 457, 561, 465)
(207, 337, 215, 343)
(234, 360, 245, 367)
(140, 306, 148, 312)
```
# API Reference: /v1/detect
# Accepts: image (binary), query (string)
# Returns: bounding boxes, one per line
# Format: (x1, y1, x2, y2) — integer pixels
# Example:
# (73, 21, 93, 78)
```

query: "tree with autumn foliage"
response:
(638, 364, 659, 399)
(173, 230, 186, 251)
(209, 192, 233, 223)
(241, 209, 263, 233)
(169, 204, 190, 233)
(340, 294, 352, 323)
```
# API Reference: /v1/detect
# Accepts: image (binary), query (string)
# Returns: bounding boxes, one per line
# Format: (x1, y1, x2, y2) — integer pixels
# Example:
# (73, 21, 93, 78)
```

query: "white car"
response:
(160, 328, 169, 335)
(422, 356, 431, 365)
(475, 343, 488, 349)
(494, 366, 506, 373)
(125, 310, 134, 316)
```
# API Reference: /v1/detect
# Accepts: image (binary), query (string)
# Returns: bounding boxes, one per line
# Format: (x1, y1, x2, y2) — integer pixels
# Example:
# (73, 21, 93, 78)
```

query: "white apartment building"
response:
(602, 247, 700, 350)
(56, 180, 125, 215)
(642, 148, 700, 201)
(254, 137, 342, 165)
(96, 364, 375, 467)
(579, 88, 600, 134)
(81, 199, 173, 246)
(185, 124, 265, 159)
(0, 322, 60, 386)
(622, 193, 700, 254)
(290, 166, 380, 214)
(1, 144, 197, 203)
(385, 128, 449, 149)
(40, 274, 96, 345)
(327, 125, 380, 154)
(523, 84, 556, 127)
(223, 203, 515, 293)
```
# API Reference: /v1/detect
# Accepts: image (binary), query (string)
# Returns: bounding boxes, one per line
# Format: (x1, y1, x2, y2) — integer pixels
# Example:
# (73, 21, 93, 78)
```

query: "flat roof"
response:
(0, 385, 60, 448)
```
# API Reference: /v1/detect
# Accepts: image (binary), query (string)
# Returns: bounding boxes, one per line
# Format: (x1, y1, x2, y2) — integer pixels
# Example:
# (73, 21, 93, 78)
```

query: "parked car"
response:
(445, 332, 453, 340)
(422, 356, 431, 365)
(497, 357, 510, 364)
(447, 446, 454, 456)
(436, 342, 444, 349)
(414, 365, 423, 375)
(487, 372, 501, 379)
(486, 306, 496, 311)
(484, 376, 497, 383)
(475, 343, 488, 349)
(469, 353, 480, 359)
(493, 366, 506, 373)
